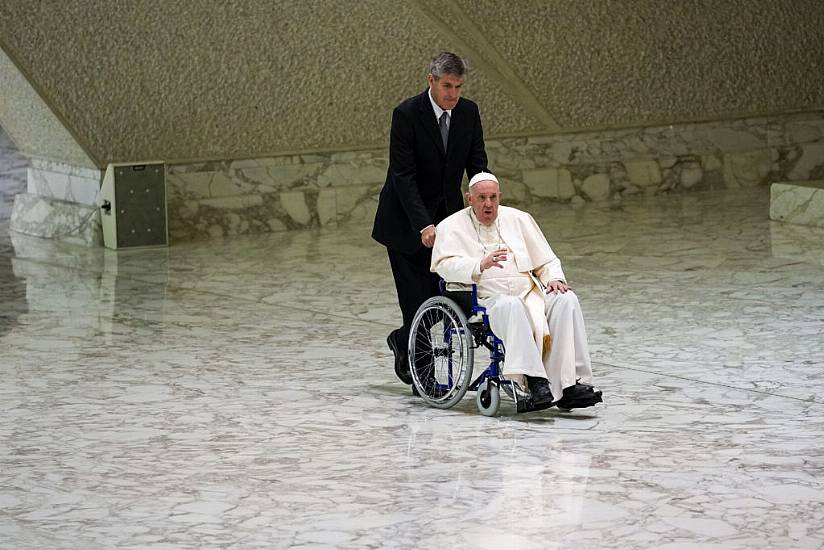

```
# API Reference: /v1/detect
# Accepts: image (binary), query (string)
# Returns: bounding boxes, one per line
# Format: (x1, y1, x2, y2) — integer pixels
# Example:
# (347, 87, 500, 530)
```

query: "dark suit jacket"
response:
(372, 90, 487, 254)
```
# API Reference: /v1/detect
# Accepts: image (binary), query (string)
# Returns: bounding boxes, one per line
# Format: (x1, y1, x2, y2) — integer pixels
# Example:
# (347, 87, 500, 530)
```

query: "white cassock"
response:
(431, 205, 593, 400)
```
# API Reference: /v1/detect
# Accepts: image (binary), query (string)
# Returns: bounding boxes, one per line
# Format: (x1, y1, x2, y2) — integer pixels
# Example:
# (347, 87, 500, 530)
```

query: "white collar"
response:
(428, 88, 452, 121)
(468, 208, 504, 252)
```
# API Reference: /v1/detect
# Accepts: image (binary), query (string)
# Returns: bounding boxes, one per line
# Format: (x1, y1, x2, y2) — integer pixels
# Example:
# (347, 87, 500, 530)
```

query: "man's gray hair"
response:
(428, 52, 468, 80)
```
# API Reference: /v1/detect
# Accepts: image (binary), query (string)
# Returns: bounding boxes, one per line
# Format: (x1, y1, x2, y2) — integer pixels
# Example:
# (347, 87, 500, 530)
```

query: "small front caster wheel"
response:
(476, 380, 500, 417)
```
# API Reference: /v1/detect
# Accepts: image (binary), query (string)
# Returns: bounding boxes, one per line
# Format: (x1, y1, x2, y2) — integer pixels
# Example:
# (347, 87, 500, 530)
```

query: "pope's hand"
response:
(545, 279, 569, 293)
(480, 248, 508, 272)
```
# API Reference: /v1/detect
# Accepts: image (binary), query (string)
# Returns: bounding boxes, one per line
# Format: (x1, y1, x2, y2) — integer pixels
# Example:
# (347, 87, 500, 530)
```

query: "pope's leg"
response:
(484, 295, 546, 379)
(544, 290, 593, 400)
(570, 293, 593, 383)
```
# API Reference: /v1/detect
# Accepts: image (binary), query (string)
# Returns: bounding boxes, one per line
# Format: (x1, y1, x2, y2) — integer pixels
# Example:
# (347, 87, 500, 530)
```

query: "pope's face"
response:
(466, 180, 501, 225)
(427, 73, 464, 111)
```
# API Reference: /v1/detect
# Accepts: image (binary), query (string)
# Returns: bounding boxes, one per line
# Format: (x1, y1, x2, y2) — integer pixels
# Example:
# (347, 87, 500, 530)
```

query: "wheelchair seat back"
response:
(442, 290, 474, 317)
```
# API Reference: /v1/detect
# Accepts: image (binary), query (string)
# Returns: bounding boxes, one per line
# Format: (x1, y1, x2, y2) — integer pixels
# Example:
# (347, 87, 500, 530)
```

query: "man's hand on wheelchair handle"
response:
(421, 225, 436, 248)
(480, 247, 508, 272)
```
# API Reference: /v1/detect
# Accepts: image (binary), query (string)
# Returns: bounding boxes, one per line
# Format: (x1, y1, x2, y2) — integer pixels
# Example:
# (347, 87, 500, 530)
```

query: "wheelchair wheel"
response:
(476, 380, 500, 417)
(408, 296, 474, 409)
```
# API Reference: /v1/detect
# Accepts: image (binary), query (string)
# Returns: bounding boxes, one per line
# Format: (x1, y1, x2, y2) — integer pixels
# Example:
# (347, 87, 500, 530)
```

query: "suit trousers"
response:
(387, 245, 442, 353)
(483, 290, 593, 400)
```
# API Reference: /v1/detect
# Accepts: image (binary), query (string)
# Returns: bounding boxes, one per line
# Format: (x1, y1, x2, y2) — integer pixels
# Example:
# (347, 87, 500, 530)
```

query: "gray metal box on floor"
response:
(99, 162, 168, 249)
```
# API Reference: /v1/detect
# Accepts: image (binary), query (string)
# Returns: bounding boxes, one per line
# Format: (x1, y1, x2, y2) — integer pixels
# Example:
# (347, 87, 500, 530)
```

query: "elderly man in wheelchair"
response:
(407, 172, 603, 415)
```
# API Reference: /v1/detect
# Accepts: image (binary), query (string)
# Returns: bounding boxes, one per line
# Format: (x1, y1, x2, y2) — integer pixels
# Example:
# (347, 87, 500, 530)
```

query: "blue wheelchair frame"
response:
(461, 284, 506, 393)
(414, 281, 600, 414)
(417, 281, 542, 414)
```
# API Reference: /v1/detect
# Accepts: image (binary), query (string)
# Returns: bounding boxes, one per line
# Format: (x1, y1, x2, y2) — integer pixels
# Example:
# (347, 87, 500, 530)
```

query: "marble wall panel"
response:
(494, 113, 824, 203)
(11, 112, 821, 245)
(787, 143, 824, 181)
(334, 183, 381, 228)
(0, 126, 28, 227)
(166, 161, 326, 201)
(317, 160, 387, 188)
(158, 111, 824, 242)
(723, 150, 774, 188)
(5, 156, 102, 246)
(168, 187, 333, 241)
(26, 158, 101, 205)
(522, 168, 575, 199)
(625, 160, 662, 188)
(787, 119, 824, 144)
(165, 150, 388, 241)
(770, 181, 824, 229)
(9, 193, 101, 246)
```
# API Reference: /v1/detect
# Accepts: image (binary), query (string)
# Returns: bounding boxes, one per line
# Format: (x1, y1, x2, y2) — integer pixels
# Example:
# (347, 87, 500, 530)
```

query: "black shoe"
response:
(525, 376, 554, 407)
(553, 383, 603, 410)
(387, 329, 412, 385)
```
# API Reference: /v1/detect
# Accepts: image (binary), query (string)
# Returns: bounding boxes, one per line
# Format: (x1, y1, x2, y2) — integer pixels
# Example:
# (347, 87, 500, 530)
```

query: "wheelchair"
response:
(407, 283, 552, 416)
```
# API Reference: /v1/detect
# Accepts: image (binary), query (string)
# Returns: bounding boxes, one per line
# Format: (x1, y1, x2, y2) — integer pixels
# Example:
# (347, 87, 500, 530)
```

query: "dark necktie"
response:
(439, 112, 449, 150)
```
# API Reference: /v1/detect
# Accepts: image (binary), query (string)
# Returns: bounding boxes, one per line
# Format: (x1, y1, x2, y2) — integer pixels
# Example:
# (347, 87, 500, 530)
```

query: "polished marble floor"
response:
(1, 180, 823, 549)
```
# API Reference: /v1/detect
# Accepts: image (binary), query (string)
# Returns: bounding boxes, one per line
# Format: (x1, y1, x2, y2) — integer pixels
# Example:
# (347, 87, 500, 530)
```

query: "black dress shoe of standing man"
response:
(387, 329, 412, 384)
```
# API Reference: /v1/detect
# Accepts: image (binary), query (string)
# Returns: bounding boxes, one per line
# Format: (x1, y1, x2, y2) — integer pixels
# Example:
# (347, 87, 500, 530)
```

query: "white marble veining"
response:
(1, 185, 823, 549)
(1, 131, 102, 247)
(770, 180, 824, 228)
(0, 126, 28, 229)
(166, 153, 386, 241)
(26, 158, 102, 206)
(9, 192, 101, 246)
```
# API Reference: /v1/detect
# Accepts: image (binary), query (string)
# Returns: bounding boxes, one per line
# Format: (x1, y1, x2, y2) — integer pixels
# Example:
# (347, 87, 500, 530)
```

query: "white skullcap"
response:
(468, 172, 499, 188)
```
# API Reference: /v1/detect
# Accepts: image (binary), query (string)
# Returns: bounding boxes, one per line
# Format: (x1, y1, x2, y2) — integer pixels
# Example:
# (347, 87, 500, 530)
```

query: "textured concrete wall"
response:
(0, 0, 822, 167)
(0, 0, 537, 165)
(447, 0, 824, 129)
(0, 47, 95, 168)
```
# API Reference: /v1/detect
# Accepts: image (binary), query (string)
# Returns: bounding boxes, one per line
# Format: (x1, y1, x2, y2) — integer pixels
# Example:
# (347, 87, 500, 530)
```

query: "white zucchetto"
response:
(468, 172, 499, 188)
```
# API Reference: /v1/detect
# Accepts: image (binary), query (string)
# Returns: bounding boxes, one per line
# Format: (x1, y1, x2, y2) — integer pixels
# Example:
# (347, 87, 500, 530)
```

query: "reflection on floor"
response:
(1, 187, 823, 549)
